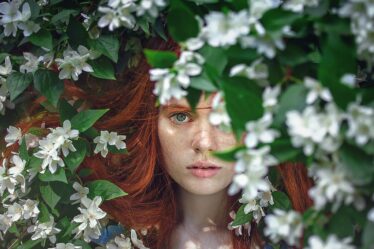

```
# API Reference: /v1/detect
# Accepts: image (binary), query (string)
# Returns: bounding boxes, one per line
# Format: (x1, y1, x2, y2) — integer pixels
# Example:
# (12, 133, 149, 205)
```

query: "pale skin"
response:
(158, 94, 238, 249)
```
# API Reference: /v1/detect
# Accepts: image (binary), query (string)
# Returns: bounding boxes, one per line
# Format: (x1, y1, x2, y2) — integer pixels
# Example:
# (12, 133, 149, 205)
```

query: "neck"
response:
(177, 187, 228, 232)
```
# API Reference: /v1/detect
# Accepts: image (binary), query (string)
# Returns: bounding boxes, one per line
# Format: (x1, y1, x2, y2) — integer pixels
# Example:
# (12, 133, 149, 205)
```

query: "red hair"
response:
(6, 38, 313, 249)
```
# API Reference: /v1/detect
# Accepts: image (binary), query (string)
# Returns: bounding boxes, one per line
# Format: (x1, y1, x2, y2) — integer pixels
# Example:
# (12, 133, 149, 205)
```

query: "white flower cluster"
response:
(70, 182, 108, 242)
(264, 209, 303, 246)
(346, 102, 374, 146)
(98, 0, 166, 31)
(19, 52, 43, 74)
(282, 0, 319, 12)
(99, 229, 149, 249)
(49, 243, 82, 249)
(0, 0, 40, 37)
(308, 158, 357, 212)
(27, 215, 61, 244)
(0, 56, 14, 115)
(150, 51, 204, 104)
(208, 92, 231, 132)
(339, 0, 374, 63)
(229, 59, 269, 86)
(93, 131, 127, 158)
(34, 120, 79, 174)
(55, 46, 98, 81)
(0, 154, 26, 198)
(306, 235, 356, 249)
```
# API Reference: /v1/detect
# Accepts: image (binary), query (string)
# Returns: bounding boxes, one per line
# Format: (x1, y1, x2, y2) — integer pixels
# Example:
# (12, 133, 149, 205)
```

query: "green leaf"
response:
(25, 0, 40, 19)
(167, 4, 199, 42)
(362, 221, 374, 249)
(51, 9, 79, 24)
(318, 34, 357, 109)
(38, 167, 68, 184)
(29, 29, 53, 50)
(232, 205, 253, 226)
(26, 156, 43, 172)
(67, 15, 88, 48)
(16, 239, 42, 249)
(186, 87, 201, 111)
(189, 71, 217, 92)
(87, 180, 127, 201)
(38, 201, 51, 223)
(222, 77, 263, 138)
(327, 206, 357, 238)
(271, 191, 291, 211)
(144, 49, 177, 68)
(270, 138, 301, 163)
(57, 217, 78, 242)
(338, 143, 374, 185)
(19, 137, 30, 161)
(6, 72, 33, 101)
(64, 139, 87, 172)
(262, 9, 302, 32)
(88, 35, 120, 63)
(78, 168, 93, 178)
(273, 84, 307, 128)
(89, 57, 116, 80)
(278, 43, 310, 66)
(199, 45, 227, 75)
(70, 109, 109, 132)
(33, 70, 64, 107)
(212, 145, 246, 162)
(40, 183, 61, 210)
(107, 145, 127, 155)
(59, 99, 78, 123)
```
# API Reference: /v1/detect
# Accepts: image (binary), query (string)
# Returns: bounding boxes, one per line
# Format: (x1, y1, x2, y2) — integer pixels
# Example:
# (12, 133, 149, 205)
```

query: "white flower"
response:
(0, 213, 12, 236)
(240, 34, 286, 59)
(283, 0, 319, 12)
(345, 102, 374, 145)
(130, 229, 149, 249)
(106, 234, 132, 249)
(304, 77, 332, 104)
(202, 10, 250, 47)
(93, 131, 127, 158)
(151, 51, 204, 104)
(49, 243, 82, 249)
(308, 164, 355, 211)
(0, 0, 23, 37)
(136, 0, 166, 18)
(0, 155, 26, 196)
(0, 56, 13, 76)
(229, 59, 269, 86)
(6, 202, 23, 222)
(98, 0, 136, 31)
(244, 113, 280, 148)
(34, 138, 65, 174)
(22, 199, 40, 220)
(264, 209, 303, 246)
(55, 46, 94, 81)
(262, 85, 281, 113)
(17, 20, 40, 37)
(5, 125, 22, 147)
(209, 92, 231, 132)
(249, 0, 281, 20)
(27, 215, 61, 243)
(340, 74, 356, 88)
(24, 133, 40, 149)
(73, 196, 107, 242)
(19, 52, 40, 73)
(70, 182, 89, 205)
(306, 235, 355, 249)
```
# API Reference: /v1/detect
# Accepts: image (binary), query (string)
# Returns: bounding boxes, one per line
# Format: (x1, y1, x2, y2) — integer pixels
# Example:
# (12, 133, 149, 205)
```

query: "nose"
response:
(191, 120, 217, 154)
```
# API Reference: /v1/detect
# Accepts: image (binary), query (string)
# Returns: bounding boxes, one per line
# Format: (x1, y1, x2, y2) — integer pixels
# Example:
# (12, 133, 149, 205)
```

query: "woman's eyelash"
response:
(169, 112, 192, 123)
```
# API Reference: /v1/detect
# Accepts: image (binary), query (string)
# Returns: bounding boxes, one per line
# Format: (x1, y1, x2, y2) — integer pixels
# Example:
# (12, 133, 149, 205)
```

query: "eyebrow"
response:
(163, 104, 212, 110)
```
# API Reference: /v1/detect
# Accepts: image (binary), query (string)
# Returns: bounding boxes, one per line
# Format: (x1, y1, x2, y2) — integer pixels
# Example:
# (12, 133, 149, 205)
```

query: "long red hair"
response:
(5, 37, 313, 249)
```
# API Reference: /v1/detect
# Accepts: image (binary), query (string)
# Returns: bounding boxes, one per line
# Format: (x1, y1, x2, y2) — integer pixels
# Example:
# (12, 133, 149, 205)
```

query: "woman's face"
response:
(158, 94, 237, 196)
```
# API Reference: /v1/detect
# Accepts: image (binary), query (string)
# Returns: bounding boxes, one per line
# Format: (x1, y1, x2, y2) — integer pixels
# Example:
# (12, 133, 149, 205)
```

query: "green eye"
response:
(171, 112, 190, 124)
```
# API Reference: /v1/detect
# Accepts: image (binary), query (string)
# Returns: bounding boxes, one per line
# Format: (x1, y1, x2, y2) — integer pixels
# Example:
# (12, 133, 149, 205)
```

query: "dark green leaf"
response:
(212, 145, 246, 162)
(271, 191, 291, 211)
(262, 9, 302, 32)
(270, 138, 301, 163)
(19, 137, 29, 161)
(88, 35, 120, 63)
(189, 71, 218, 92)
(232, 205, 253, 226)
(51, 9, 79, 24)
(144, 49, 177, 68)
(6, 72, 33, 101)
(362, 221, 374, 249)
(16, 239, 42, 249)
(200, 45, 227, 75)
(67, 15, 88, 48)
(59, 99, 78, 123)
(87, 180, 127, 201)
(70, 109, 109, 132)
(64, 139, 87, 172)
(327, 206, 357, 238)
(186, 87, 201, 111)
(38, 167, 68, 184)
(318, 34, 357, 109)
(40, 183, 61, 210)
(38, 201, 51, 223)
(167, 5, 199, 42)
(29, 29, 53, 50)
(107, 145, 127, 155)
(57, 217, 78, 242)
(273, 84, 307, 128)
(339, 143, 374, 185)
(33, 70, 64, 107)
(89, 57, 116, 80)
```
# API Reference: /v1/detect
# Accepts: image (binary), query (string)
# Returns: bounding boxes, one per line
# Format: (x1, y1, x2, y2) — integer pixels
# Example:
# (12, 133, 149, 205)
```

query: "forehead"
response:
(162, 93, 216, 109)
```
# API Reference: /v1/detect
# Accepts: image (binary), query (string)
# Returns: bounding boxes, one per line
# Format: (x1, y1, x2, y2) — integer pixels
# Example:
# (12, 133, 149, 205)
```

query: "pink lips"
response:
(186, 161, 222, 178)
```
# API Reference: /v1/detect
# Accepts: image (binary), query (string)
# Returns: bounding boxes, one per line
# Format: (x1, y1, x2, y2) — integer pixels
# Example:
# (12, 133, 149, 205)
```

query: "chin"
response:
(180, 180, 230, 196)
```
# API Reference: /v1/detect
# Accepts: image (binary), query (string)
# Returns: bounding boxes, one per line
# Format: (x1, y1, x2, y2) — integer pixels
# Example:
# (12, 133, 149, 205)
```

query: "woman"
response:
(14, 38, 313, 249)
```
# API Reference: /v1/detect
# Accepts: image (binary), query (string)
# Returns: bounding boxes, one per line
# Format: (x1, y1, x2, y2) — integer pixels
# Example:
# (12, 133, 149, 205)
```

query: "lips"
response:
(186, 161, 222, 178)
